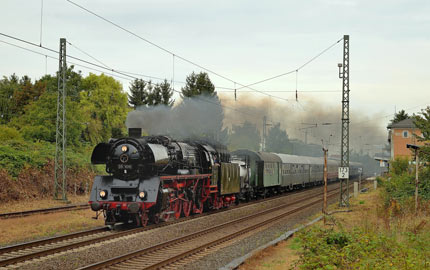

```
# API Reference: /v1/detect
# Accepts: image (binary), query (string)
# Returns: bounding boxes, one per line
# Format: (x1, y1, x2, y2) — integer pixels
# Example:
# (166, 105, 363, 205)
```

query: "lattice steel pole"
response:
(54, 38, 67, 201)
(338, 35, 350, 207)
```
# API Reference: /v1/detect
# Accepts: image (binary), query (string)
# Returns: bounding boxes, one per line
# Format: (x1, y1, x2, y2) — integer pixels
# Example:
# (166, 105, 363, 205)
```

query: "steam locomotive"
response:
(89, 128, 362, 227)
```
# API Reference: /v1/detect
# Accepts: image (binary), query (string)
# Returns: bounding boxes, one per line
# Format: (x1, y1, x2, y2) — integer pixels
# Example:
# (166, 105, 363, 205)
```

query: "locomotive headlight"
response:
(138, 191, 146, 199)
(121, 145, 128, 152)
(99, 190, 107, 199)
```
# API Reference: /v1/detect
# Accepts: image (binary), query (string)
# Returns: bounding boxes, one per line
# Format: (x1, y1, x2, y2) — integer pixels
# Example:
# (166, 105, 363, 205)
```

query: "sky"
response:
(1, 0, 429, 153)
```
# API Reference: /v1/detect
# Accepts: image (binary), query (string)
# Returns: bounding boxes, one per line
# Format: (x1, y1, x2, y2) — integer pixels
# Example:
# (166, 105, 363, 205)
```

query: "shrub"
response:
(0, 125, 23, 141)
(390, 156, 410, 176)
(292, 226, 430, 270)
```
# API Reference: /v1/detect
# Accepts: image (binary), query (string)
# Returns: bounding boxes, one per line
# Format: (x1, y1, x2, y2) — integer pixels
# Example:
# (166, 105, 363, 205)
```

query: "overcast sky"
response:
(1, 0, 429, 149)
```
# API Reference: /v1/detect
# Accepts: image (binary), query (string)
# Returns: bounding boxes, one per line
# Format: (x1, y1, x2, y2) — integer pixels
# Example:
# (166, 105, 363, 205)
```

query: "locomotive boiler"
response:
(89, 128, 239, 226)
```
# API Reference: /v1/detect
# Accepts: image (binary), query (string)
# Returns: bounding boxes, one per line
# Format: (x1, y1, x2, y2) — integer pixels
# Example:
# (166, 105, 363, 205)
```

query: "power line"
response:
(65, 0, 292, 102)
(67, 41, 112, 69)
(0, 36, 272, 122)
(217, 90, 340, 93)
(0, 35, 237, 92)
(236, 38, 343, 90)
(0, 32, 138, 81)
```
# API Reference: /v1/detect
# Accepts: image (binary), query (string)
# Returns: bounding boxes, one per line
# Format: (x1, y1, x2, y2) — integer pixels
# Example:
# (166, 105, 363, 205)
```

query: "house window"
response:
(403, 130, 409, 138)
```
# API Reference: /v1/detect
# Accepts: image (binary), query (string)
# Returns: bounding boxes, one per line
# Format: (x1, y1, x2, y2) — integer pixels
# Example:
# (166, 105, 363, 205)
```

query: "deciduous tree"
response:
(80, 73, 131, 144)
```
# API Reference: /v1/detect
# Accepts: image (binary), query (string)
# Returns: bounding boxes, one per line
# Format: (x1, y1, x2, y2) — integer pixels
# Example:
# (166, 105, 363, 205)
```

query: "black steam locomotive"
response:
(89, 128, 362, 227)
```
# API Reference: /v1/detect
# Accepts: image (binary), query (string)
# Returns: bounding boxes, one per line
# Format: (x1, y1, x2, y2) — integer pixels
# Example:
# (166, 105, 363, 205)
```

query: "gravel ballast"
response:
(14, 185, 337, 270)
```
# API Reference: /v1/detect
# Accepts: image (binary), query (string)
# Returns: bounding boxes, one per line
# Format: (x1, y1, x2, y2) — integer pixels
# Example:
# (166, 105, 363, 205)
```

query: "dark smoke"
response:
(219, 94, 388, 156)
(126, 94, 227, 143)
(126, 93, 388, 157)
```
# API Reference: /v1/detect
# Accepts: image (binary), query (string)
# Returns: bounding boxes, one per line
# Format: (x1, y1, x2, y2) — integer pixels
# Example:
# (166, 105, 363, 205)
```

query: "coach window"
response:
(403, 130, 409, 138)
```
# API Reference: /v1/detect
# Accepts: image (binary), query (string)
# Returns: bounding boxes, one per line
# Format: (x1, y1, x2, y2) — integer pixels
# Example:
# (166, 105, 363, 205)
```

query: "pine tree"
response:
(391, 109, 409, 124)
(128, 79, 147, 108)
(155, 79, 174, 106)
(181, 72, 215, 97)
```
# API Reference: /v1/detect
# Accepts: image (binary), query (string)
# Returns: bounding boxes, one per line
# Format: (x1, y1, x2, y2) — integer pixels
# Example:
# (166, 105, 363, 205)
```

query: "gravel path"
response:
(11, 185, 332, 270)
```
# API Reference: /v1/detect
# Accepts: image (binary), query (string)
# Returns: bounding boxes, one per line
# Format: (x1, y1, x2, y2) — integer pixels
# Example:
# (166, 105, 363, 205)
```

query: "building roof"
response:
(387, 118, 416, 129)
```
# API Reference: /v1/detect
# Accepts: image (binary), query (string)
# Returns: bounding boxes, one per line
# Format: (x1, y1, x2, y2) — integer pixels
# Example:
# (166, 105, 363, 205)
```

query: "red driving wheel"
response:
(183, 200, 192, 217)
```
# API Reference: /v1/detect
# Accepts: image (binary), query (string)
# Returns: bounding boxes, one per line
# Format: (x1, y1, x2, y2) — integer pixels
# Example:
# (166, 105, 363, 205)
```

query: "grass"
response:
(0, 195, 90, 213)
(239, 239, 299, 270)
(241, 182, 430, 270)
(0, 195, 104, 246)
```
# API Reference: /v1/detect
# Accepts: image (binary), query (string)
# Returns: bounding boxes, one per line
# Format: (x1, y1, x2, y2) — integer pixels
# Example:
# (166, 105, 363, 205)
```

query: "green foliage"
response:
(229, 121, 261, 151)
(128, 79, 147, 108)
(293, 226, 430, 270)
(129, 79, 174, 108)
(390, 109, 409, 125)
(413, 106, 430, 162)
(390, 156, 410, 176)
(11, 91, 85, 146)
(383, 173, 415, 205)
(0, 139, 93, 177)
(153, 79, 174, 106)
(413, 106, 430, 141)
(266, 123, 292, 153)
(80, 73, 131, 143)
(0, 74, 19, 123)
(181, 72, 215, 97)
(0, 125, 22, 141)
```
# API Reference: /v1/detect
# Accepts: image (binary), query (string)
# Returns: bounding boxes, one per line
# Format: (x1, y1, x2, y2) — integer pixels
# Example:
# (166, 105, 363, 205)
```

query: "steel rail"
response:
(78, 187, 344, 270)
(0, 182, 344, 267)
(0, 203, 89, 219)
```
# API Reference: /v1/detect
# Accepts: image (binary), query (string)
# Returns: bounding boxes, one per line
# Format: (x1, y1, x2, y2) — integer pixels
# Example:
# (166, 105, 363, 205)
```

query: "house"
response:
(387, 118, 424, 159)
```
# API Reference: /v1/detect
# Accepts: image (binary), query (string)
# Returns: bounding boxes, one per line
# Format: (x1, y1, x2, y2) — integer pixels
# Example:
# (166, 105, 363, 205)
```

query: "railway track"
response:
(0, 203, 89, 219)
(78, 186, 343, 270)
(0, 182, 344, 268)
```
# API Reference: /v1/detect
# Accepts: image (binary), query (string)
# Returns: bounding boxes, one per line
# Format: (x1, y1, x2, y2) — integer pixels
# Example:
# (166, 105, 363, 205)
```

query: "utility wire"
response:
(236, 38, 343, 90)
(67, 41, 112, 69)
(65, 0, 291, 102)
(0, 36, 273, 121)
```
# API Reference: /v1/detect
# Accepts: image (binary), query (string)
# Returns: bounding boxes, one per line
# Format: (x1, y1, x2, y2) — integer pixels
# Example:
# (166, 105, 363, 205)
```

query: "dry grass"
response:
(239, 185, 384, 270)
(0, 200, 104, 246)
(239, 238, 299, 270)
(0, 195, 90, 214)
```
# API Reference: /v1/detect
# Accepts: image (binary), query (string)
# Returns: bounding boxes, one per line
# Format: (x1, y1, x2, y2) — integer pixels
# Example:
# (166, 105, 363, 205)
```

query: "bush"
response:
(0, 125, 23, 141)
(390, 156, 410, 176)
(0, 139, 96, 177)
(293, 226, 430, 270)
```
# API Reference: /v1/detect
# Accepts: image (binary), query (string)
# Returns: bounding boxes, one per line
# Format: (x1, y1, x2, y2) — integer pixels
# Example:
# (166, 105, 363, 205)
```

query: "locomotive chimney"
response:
(129, 128, 142, 138)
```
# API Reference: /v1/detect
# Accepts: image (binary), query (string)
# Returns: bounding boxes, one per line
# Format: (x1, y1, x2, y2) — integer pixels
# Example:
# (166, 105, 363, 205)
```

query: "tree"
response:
(129, 79, 174, 108)
(12, 76, 46, 116)
(266, 123, 292, 154)
(80, 73, 131, 144)
(153, 80, 174, 106)
(413, 106, 430, 162)
(181, 72, 215, 97)
(128, 79, 147, 108)
(39, 66, 83, 102)
(0, 74, 19, 123)
(11, 91, 85, 146)
(229, 121, 261, 151)
(391, 109, 409, 125)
